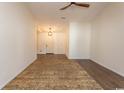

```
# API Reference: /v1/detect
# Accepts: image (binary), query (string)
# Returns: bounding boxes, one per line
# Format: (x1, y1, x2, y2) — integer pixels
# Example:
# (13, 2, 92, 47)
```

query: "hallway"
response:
(3, 55, 102, 90)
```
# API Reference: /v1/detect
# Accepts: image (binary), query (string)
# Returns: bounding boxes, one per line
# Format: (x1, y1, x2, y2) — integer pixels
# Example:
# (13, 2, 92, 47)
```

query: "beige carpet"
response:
(3, 54, 103, 90)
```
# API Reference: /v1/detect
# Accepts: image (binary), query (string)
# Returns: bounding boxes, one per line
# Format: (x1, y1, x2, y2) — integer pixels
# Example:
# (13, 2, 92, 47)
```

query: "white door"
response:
(46, 35, 54, 53)
(39, 32, 54, 54)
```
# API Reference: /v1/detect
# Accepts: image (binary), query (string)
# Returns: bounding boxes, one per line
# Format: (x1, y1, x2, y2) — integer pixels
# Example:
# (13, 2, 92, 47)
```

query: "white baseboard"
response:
(91, 59, 124, 77)
(0, 56, 37, 89)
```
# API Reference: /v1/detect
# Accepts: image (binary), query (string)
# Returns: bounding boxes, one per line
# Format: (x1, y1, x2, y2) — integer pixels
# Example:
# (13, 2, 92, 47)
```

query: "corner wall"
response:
(91, 3, 124, 76)
(0, 3, 37, 89)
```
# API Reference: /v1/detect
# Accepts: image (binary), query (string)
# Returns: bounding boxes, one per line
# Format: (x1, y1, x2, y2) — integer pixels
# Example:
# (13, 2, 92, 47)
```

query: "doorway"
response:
(38, 31, 54, 54)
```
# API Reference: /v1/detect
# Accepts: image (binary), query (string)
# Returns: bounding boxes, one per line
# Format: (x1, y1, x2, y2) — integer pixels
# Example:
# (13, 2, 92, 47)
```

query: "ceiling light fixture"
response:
(48, 27, 53, 36)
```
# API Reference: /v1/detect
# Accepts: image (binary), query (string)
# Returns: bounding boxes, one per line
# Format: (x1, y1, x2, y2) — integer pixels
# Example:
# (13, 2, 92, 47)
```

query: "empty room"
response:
(0, 1, 124, 91)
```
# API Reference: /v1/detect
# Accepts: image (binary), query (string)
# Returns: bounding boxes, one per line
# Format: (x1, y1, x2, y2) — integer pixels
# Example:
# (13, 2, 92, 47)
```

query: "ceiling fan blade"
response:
(60, 3, 72, 10)
(74, 3, 90, 8)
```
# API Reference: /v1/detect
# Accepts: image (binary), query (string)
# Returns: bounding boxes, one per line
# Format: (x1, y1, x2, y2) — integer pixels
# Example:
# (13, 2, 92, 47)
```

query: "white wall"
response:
(65, 25, 69, 57)
(0, 3, 36, 89)
(91, 3, 124, 76)
(54, 32, 66, 54)
(68, 22, 91, 59)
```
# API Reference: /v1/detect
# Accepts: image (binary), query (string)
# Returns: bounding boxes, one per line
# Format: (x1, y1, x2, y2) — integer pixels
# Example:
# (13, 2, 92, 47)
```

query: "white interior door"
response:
(46, 35, 54, 53)
(38, 31, 66, 54)
(39, 32, 54, 54)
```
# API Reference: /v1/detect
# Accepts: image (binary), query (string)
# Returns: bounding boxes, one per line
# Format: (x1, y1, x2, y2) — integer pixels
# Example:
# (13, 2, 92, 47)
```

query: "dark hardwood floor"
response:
(73, 59, 124, 90)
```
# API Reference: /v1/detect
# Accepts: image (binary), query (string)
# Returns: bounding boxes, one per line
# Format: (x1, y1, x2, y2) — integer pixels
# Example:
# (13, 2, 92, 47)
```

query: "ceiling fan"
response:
(60, 2, 90, 10)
